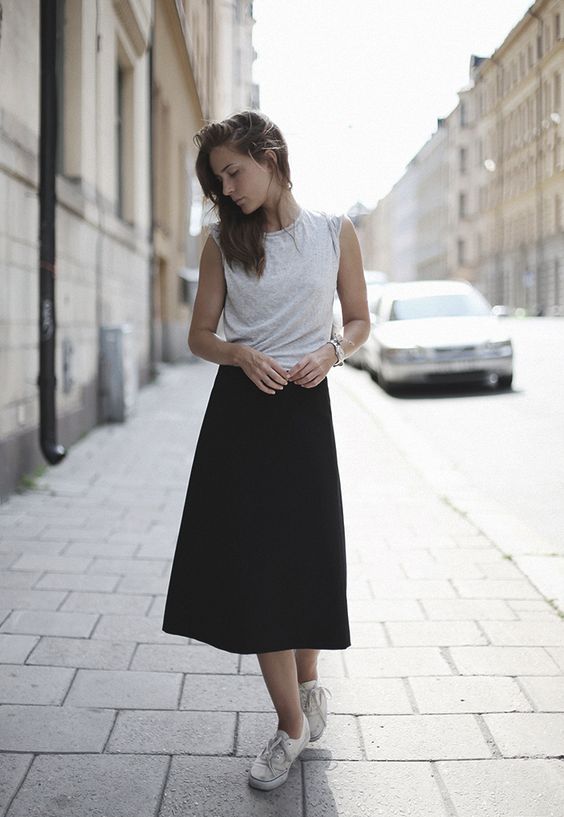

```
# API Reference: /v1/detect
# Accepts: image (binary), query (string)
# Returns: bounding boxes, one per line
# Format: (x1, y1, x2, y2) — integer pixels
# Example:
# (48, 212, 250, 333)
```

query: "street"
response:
(335, 317, 564, 612)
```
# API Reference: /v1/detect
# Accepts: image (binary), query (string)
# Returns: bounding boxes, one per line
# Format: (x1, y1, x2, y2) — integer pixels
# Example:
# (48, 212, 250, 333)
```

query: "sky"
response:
(252, 0, 535, 215)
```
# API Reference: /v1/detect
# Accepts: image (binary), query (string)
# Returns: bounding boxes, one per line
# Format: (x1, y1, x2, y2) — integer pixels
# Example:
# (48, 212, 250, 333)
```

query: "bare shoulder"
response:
(339, 214, 359, 246)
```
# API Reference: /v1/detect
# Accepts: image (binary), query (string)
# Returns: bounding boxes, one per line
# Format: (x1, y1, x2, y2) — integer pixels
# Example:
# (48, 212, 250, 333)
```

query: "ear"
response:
(263, 148, 279, 174)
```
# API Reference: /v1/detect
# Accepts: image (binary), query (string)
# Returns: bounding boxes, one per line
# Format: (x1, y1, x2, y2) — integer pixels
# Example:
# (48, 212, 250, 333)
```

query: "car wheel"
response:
(376, 369, 396, 394)
(498, 373, 513, 390)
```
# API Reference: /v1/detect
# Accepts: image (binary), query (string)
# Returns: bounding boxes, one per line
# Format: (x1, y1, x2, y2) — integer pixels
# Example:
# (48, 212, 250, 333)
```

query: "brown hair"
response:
(193, 109, 293, 277)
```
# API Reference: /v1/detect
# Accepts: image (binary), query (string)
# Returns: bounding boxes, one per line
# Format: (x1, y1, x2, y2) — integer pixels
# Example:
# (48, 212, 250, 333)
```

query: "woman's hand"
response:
(286, 343, 336, 388)
(236, 345, 289, 395)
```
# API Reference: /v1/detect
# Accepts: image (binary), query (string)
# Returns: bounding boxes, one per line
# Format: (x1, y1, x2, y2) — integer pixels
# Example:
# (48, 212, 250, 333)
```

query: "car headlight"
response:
(484, 339, 513, 355)
(382, 347, 426, 362)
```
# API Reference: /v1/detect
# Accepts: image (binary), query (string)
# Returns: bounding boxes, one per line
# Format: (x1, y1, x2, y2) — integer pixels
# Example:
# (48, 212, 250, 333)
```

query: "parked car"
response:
(333, 271, 387, 368)
(364, 279, 514, 392)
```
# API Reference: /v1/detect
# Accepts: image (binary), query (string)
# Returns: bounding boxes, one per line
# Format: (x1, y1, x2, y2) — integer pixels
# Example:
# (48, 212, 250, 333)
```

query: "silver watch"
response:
(328, 335, 345, 366)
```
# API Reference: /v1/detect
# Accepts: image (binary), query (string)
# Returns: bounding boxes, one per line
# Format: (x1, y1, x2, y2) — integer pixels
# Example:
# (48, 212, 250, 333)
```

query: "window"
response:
(554, 72, 562, 112)
(460, 101, 467, 127)
(556, 14, 561, 41)
(556, 194, 562, 232)
(459, 147, 467, 174)
(457, 239, 466, 266)
(459, 192, 467, 218)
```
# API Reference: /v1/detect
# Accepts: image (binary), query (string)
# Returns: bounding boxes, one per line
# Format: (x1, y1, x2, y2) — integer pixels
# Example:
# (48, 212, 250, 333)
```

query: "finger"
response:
(287, 359, 309, 380)
(268, 367, 288, 386)
(254, 377, 276, 395)
(263, 372, 286, 390)
(293, 367, 316, 385)
(270, 361, 290, 382)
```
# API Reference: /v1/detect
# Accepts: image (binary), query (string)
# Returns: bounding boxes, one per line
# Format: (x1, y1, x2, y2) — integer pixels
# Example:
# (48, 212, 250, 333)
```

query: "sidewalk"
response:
(1, 359, 563, 817)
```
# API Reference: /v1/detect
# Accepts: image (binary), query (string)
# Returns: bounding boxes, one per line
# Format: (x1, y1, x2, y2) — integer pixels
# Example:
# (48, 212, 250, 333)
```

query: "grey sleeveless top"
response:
(208, 207, 344, 369)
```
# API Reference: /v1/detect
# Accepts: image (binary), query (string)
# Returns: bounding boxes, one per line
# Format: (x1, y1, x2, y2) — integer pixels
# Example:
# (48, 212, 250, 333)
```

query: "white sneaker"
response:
(248, 711, 310, 791)
(299, 679, 332, 741)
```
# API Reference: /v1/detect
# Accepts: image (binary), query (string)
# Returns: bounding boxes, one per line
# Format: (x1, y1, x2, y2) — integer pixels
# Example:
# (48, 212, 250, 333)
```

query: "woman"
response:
(162, 109, 370, 790)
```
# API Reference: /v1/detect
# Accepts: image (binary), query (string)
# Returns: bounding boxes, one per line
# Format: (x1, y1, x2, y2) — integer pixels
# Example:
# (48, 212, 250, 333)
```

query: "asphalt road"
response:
(341, 317, 564, 553)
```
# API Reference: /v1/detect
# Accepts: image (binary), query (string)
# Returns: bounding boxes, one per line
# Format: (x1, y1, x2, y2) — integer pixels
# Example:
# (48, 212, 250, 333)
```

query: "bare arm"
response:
(336, 215, 371, 357)
(188, 235, 289, 393)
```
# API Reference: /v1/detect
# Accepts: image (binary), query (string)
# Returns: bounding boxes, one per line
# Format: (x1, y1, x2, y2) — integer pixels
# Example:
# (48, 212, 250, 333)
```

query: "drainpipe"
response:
(38, 0, 66, 465)
(148, 0, 157, 380)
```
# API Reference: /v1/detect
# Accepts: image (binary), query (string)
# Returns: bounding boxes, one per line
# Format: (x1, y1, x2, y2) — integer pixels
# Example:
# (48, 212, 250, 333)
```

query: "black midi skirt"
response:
(161, 364, 351, 654)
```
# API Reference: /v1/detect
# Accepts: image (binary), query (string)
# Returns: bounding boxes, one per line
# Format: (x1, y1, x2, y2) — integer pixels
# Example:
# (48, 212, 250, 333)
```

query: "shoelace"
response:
(258, 733, 293, 775)
(302, 684, 332, 722)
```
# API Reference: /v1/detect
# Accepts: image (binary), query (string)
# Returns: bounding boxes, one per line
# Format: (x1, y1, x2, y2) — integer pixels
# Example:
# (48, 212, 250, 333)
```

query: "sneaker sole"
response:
(248, 769, 290, 790)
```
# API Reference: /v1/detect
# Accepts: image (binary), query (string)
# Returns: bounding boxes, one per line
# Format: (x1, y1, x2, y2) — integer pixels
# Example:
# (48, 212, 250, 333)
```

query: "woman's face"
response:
(209, 144, 276, 215)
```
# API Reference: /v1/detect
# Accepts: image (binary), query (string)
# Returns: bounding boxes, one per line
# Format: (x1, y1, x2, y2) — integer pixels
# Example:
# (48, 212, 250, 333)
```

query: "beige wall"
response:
(0, 0, 256, 497)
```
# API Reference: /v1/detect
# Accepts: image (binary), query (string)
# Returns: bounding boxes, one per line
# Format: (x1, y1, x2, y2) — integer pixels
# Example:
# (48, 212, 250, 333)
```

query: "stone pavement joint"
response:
(0, 360, 563, 816)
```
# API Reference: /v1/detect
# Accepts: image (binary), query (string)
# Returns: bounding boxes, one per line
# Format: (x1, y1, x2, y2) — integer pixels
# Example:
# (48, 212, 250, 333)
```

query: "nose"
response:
(223, 178, 234, 196)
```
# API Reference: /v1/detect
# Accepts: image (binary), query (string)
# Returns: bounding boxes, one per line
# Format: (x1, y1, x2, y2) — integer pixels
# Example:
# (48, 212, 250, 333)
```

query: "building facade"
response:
(359, 0, 563, 314)
(0, 0, 257, 498)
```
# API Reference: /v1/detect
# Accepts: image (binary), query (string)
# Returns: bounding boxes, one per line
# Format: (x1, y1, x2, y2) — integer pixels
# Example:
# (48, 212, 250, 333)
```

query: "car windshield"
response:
(389, 292, 492, 320)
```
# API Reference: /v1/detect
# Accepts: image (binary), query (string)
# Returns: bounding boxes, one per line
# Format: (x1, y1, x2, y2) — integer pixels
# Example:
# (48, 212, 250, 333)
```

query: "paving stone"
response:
(344, 647, 453, 677)
(65, 668, 182, 709)
(477, 560, 528, 579)
(479, 619, 564, 646)
(0, 664, 75, 704)
(545, 647, 564, 671)
(180, 673, 272, 711)
(63, 542, 138, 558)
(59, 591, 153, 615)
(0, 634, 38, 663)
(159, 755, 303, 816)
(0, 610, 98, 638)
(35, 573, 120, 591)
(347, 598, 425, 622)
(348, 622, 387, 646)
(115, 574, 169, 594)
(368, 579, 457, 598)
(130, 643, 239, 673)
(516, 675, 564, 710)
(91, 614, 186, 644)
(0, 589, 67, 611)
(39, 527, 114, 542)
(0, 541, 65, 559)
(409, 675, 532, 713)
(321, 677, 412, 714)
(0, 753, 33, 817)
(107, 709, 235, 754)
(27, 637, 135, 670)
(5, 754, 168, 817)
(0, 570, 41, 588)
(0, 705, 114, 752)
(88, 557, 168, 576)
(437, 758, 564, 817)
(360, 714, 492, 760)
(484, 713, 564, 757)
(8, 554, 93, 573)
(302, 759, 449, 816)
(452, 579, 540, 599)
(508, 599, 560, 619)
(449, 646, 562, 675)
(420, 598, 517, 620)
(386, 620, 487, 646)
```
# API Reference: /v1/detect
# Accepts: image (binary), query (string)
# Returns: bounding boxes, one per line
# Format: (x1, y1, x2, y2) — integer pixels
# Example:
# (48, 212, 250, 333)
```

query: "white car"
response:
(364, 279, 514, 392)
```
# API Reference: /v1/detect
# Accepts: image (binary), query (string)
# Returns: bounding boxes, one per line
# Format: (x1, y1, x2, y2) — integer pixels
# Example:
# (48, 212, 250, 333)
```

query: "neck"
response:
(263, 194, 301, 232)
